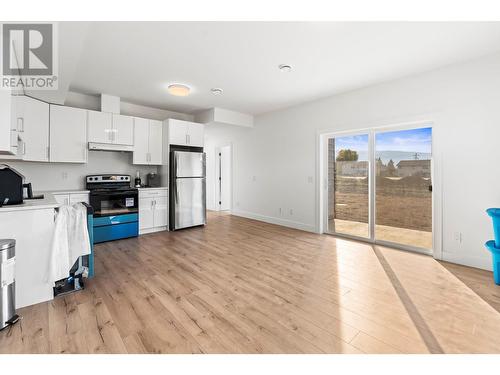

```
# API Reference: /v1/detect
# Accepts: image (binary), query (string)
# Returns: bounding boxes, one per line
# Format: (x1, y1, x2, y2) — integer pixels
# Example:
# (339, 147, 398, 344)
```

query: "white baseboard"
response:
(442, 251, 493, 271)
(231, 210, 316, 233)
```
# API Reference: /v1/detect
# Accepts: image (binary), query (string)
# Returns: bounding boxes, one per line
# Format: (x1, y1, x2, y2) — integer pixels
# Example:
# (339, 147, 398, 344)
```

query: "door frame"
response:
(317, 120, 442, 259)
(214, 144, 233, 212)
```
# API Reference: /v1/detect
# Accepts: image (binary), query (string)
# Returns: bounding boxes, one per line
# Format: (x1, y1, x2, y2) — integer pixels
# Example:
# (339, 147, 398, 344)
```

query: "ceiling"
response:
(57, 22, 500, 115)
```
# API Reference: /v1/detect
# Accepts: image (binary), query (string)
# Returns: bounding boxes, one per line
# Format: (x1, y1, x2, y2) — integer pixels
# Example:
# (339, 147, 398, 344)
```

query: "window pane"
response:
(374, 127, 432, 250)
(328, 134, 369, 238)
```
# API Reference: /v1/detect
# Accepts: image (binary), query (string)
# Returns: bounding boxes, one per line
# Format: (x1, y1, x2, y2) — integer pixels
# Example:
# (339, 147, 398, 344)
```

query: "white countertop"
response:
(137, 187, 168, 190)
(0, 192, 60, 212)
(43, 189, 90, 194)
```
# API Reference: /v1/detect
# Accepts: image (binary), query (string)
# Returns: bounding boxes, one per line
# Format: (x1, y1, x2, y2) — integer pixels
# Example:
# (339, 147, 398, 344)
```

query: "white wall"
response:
(5, 151, 157, 191)
(205, 51, 500, 271)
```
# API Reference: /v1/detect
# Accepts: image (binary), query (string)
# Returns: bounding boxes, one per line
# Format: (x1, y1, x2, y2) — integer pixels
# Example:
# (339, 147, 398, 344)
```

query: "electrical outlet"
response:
(289, 208, 293, 216)
(453, 232, 463, 244)
(252, 175, 257, 182)
(307, 176, 313, 184)
(62, 172, 68, 180)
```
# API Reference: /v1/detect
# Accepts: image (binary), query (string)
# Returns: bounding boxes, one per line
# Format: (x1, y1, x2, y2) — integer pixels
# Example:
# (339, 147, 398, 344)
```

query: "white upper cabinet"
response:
(167, 119, 204, 147)
(88, 111, 134, 146)
(112, 114, 134, 145)
(133, 117, 149, 164)
(168, 119, 189, 146)
(149, 120, 163, 164)
(87, 110, 112, 144)
(16, 96, 50, 162)
(133, 118, 163, 165)
(0, 90, 17, 155)
(49, 105, 87, 163)
(187, 122, 204, 147)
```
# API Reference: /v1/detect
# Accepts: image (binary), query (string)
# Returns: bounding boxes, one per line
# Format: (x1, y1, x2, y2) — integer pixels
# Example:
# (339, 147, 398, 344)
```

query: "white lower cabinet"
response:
(0, 208, 55, 308)
(139, 188, 168, 234)
(52, 192, 89, 206)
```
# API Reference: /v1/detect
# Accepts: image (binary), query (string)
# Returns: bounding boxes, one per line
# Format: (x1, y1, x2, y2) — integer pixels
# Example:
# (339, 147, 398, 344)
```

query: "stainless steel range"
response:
(86, 174, 138, 243)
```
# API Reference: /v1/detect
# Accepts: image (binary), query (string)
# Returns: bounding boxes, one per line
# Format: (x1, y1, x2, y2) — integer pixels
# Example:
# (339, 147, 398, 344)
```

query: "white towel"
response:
(47, 203, 91, 285)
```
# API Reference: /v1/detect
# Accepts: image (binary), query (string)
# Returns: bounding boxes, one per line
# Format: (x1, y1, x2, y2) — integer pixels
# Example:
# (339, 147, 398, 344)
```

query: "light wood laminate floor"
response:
(1, 211, 500, 353)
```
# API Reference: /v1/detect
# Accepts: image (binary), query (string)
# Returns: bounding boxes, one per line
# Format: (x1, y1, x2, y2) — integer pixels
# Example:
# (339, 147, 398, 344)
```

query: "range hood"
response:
(88, 143, 134, 152)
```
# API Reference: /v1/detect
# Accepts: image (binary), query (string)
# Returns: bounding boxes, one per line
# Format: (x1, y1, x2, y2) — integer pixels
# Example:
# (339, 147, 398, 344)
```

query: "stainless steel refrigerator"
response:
(170, 150, 206, 230)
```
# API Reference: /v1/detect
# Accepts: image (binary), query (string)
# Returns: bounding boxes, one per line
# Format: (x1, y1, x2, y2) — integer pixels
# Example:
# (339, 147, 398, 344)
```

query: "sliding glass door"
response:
(325, 125, 433, 253)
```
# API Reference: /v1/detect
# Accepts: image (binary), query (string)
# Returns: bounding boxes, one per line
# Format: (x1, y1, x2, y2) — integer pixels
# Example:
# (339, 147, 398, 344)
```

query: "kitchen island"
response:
(0, 193, 60, 308)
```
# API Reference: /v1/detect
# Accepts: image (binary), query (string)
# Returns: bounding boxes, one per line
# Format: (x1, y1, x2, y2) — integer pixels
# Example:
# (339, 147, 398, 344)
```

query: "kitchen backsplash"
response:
(4, 151, 158, 191)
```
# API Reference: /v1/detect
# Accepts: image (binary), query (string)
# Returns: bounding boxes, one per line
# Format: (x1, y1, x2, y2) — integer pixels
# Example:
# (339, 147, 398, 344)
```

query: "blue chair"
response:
(485, 208, 500, 285)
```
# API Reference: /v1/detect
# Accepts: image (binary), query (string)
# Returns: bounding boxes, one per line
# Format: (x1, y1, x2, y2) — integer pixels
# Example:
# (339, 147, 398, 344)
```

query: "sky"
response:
(334, 127, 432, 161)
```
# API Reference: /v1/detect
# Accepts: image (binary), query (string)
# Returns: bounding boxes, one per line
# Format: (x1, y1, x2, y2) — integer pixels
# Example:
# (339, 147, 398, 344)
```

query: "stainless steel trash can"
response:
(1, 239, 18, 330)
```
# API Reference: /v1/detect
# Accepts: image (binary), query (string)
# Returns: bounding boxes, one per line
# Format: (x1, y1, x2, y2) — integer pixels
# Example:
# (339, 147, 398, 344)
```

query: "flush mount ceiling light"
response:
(211, 88, 223, 95)
(278, 64, 292, 72)
(168, 84, 191, 97)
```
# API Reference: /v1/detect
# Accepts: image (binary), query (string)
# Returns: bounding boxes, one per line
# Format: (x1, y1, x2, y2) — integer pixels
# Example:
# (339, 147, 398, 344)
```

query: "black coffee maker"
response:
(0, 164, 24, 206)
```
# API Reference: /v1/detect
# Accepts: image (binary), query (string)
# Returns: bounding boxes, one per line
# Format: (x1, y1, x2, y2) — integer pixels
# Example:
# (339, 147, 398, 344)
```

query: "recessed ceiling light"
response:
(168, 84, 190, 97)
(278, 64, 292, 72)
(211, 88, 223, 95)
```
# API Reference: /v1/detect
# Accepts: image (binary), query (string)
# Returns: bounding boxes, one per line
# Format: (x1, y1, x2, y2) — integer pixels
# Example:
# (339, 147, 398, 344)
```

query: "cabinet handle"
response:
(47, 146, 50, 159)
(22, 142, 26, 155)
(17, 118, 24, 132)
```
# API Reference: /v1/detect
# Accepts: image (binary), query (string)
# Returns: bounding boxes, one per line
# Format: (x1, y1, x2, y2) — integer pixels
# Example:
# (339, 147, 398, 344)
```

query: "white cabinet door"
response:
(0, 208, 55, 308)
(168, 119, 188, 146)
(133, 117, 149, 165)
(153, 196, 168, 227)
(53, 194, 70, 205)
(112, 114, 134, 145)
(149, 120, 163, 165)
(18, 96, 50, 162)
(49, 105, 87, 163)
(88, 110, 112, 144)
(139, 197, 154, 230)
(188, 122, 204, 147)
(69, 193, 89, 205)
(0, 90, 16, 154)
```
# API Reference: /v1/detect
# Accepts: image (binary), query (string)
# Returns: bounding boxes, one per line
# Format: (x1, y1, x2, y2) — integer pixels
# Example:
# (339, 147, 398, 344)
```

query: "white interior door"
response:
(217, 145, 232, 211)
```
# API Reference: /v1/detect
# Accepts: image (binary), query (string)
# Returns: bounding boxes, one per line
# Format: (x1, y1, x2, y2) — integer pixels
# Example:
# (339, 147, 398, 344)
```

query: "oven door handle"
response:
(90, 191, 138, 197)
